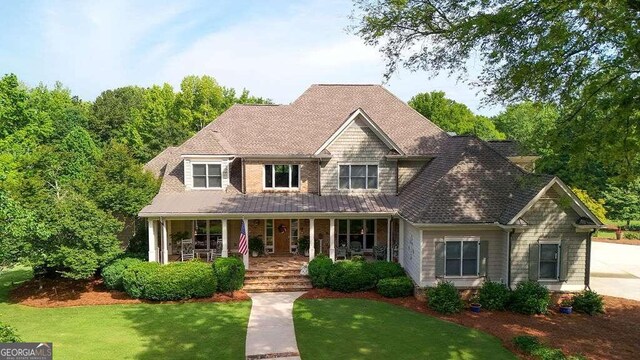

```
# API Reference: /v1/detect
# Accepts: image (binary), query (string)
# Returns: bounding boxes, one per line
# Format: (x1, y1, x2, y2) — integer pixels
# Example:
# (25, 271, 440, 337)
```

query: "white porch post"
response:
(309, 218, 315, 261)
(398, 219, 405, 266)
(161, 219, 169, 264)
(148, 219, 157, 262)
(221, 218, 229, 257)
(243, 218, 249, 270)
(329, 218, 336, 261)
(387, 218, 391, 261)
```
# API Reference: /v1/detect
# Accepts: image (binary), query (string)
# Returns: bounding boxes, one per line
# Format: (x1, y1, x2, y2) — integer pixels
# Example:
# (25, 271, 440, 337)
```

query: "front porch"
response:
(147, 217, 399, 269)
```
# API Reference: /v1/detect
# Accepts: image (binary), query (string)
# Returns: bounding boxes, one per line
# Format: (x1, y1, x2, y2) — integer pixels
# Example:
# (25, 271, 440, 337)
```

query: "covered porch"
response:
(147, 216, 400, 269)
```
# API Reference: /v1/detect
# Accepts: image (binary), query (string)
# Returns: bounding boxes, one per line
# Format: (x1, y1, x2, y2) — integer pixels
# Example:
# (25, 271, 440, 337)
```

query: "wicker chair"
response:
(181, 239, 195, 261)
(373, 245, 387, 260)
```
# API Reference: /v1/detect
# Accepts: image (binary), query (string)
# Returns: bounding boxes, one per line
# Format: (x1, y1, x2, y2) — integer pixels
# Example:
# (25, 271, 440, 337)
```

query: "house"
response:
(139, 84, 602, 291)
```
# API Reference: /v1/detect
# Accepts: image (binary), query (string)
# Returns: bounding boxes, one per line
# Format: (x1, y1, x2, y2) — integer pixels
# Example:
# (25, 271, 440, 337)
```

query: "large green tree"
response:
(603, 179, 640, 227)
(492, 102, 558, 156)
(352, 0, 640, 179)
(409, 91, 504, 140)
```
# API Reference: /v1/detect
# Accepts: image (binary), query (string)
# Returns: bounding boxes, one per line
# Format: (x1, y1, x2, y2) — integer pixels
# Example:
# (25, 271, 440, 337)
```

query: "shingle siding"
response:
(421, 229, 506, 288)
(321, 117, 397, 195)
(402, 221, 422, 285)
(397, 160, 427, 190)
(510, 195, 587, 288)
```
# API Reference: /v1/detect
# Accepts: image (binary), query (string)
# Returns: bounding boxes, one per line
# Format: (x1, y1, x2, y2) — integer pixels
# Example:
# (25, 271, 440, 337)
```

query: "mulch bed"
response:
(300, 289, 640, 360)
(593, 237, 640, 246)
(10, 277, 250, 308)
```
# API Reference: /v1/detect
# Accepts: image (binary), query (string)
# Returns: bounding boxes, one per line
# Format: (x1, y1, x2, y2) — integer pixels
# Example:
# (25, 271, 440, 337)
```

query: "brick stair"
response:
(243, 268, 312, 293)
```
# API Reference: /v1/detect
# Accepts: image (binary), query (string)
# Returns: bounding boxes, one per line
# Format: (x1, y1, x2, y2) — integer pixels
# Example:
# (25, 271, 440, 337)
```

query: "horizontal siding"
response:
(422, 229, 506, 288)
(321, 117, 397, 195)
(510, 196, 587, 288)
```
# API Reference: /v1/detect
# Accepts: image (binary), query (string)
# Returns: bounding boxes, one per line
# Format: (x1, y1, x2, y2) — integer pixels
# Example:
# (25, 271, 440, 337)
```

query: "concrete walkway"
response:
(245, 292, 306, 360)
(591, 241, 640, 301)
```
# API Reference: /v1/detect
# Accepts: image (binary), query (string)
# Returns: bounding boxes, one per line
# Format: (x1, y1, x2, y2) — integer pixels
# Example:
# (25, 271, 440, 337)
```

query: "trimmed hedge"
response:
(426, 281, 464, 314)
(308, 255, 333, 288)
(328, 260, 376, 292)
(476, 281, 511, 311)
(368, 261, 405, 282)
(123, 261, 217, 300)
(214, 257, 245, 292)
(102, 257, 144, 290)
(0, 322, 21, 343)
(572, 290, 604, 315)
(377, 276, 414, 298)
(510, 281, 550, 315)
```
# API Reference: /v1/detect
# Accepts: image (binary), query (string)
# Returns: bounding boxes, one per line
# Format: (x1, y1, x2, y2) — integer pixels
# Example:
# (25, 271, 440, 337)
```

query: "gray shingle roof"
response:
(139, 192, 398, 216)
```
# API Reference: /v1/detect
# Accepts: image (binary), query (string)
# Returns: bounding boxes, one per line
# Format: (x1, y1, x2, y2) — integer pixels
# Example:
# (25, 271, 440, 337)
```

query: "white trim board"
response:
(314, 108, 404, 156)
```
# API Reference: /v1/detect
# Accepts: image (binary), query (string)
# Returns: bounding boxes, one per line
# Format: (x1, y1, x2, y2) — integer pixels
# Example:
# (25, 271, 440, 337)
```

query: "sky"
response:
(0, 0, 501, 115)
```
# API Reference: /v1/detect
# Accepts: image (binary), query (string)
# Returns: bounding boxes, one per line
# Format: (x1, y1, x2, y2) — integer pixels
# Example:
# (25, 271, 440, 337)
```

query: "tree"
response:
(408, 91, 504, 140)
(572, 188, 607, 223)
(89, 86, 145, 143)
(603, 180, 640, 227)
(352, 0, 640, 178)
(176, 75, 226, 132)
(492, 102, 558, 156)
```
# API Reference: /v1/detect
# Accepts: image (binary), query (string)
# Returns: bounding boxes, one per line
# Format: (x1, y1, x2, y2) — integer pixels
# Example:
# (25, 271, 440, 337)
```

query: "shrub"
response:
(350, 255, 366, 262)
(510, 281, 550, 315)
(123, 261, 217, 300)
(623, 232, 640, 240)
(327, 260, 376, 292)
(214, 257, 245, 292)
(308, 255, 333, 288)
(513, 335, 541, 354)
(476, 281, 511, 311)
(368, 261, 405, 282)
(513, 335, 571, 360)
(377, 276, 414, 298)
(102, 257, 144, 290)
(426, 281, 464, 314)
(248, 236, 264, 255)
(572, 290, 604, 315)
(0, 322, 21, 343)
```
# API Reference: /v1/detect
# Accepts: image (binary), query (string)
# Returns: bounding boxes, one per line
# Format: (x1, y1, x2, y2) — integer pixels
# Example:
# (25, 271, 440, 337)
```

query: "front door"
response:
(274, 219, 290, 253)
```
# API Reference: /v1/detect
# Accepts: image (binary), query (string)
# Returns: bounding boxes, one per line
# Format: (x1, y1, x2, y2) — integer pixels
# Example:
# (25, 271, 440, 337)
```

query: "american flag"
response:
(238, 221, 248, 255)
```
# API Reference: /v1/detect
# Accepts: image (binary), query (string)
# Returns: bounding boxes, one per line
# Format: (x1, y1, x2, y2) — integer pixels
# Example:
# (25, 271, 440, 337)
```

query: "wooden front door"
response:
(274, 219, 290, 253)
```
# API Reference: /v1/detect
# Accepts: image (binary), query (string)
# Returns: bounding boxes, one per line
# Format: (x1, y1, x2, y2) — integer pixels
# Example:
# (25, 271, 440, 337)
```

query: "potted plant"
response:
(470, 296, 482, 313)
(559, 298, 573, 314)
(170, 231, 190, 253)
(615, 227, 623, 240)
(248, 236, 264, 257)
(298, 236, 310, 256)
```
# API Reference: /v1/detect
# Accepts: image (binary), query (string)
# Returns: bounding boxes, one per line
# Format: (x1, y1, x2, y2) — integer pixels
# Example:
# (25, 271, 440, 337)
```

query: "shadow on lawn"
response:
(120, 301, 250, 360)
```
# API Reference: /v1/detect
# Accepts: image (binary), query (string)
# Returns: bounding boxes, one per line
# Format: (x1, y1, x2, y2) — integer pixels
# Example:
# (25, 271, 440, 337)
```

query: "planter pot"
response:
(559, 306, 573, 314)
(616, 232, 622, 240)
(251, 251, 258, 257)
(470, 303, 482, 313)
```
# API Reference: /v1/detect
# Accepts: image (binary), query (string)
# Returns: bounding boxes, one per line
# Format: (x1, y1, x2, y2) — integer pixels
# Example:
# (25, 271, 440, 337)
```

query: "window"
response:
(194, 220, 222, 250)
(265, 220, 274, 253)
(339, 164, 378, 189)
(192, 163, 222, 188)
(291, 219, 299, 253)
(445, 239, 479, 277)
(539, 243, 560, 280)
(264, 164, 299, 189)
(337, 219, 376, 250)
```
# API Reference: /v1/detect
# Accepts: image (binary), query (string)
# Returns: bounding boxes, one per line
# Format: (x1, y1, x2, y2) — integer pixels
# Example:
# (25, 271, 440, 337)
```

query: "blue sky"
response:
(0, 0, 500, 115)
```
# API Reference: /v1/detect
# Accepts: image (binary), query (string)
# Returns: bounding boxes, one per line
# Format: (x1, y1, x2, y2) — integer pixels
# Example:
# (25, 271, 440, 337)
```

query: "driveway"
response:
(590, 241, 640, 301)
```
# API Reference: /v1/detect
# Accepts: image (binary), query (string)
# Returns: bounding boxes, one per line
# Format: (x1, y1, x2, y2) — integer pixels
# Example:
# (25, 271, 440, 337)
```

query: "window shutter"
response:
(435, 241, 445, 277)
(479, 240, 489, 277)
(528, 243, 540, 280)
(559, 240, 570, 282)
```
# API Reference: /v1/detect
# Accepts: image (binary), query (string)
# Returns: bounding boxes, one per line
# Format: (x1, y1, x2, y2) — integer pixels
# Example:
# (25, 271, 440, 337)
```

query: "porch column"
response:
(221, 219, 229, 257)
(398, 219, 405, 266)
(161, 219, 169, 264)
(148, 219, 157, 262)
(329, 218, 336, 261)
(243, 218, 249, 270)
(387, 218, 391, 261)
(309, 218, 315, 261)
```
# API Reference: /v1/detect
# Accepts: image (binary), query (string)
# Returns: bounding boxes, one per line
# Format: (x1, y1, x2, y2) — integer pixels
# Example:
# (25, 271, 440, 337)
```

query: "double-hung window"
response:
(445, 238, 479, 277)
(264, 164, 299, 189)
(339, 164, 378, 189)
(539, 243, 560, 280)
(192, 163, 222, 188)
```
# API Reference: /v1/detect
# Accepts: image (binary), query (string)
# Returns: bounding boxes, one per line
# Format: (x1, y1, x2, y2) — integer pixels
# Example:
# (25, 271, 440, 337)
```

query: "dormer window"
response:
(192, 163, 222, 188)
(339, 164, 378, 189)
(264, 164, 299, 189)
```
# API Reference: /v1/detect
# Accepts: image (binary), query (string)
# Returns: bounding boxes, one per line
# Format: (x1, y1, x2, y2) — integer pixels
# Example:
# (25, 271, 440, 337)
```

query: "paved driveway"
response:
(590, 241, 640, 301)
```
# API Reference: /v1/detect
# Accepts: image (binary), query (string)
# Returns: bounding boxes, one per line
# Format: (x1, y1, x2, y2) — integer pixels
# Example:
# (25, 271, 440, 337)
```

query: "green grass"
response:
(293, 298, 515, 360)
(0, 267, 251, 360)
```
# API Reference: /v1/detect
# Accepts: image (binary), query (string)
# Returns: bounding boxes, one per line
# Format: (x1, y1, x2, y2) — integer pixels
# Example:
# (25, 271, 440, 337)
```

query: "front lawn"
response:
(293, 298, 515, 360)
(0, 267, 251, 360)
